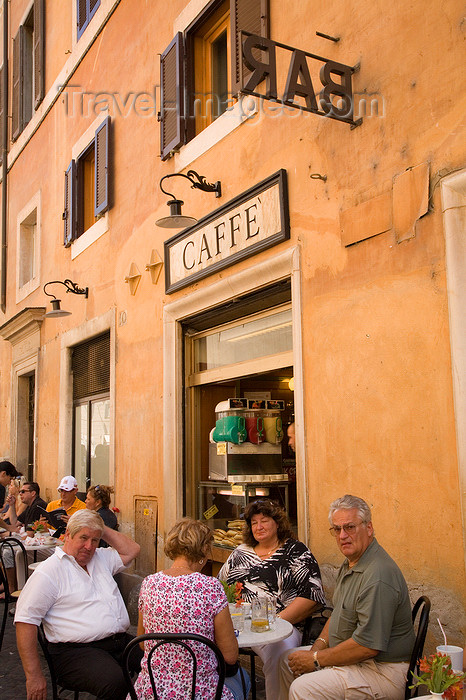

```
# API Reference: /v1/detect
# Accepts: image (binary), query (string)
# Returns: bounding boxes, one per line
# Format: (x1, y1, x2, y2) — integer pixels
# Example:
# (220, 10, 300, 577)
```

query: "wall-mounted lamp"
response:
(43, 279, 88, 318)
(155, 169, 221, 229)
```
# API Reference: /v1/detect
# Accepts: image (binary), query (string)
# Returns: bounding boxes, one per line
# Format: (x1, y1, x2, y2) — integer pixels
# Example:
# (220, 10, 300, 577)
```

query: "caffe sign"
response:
(164, 170, 289, 293)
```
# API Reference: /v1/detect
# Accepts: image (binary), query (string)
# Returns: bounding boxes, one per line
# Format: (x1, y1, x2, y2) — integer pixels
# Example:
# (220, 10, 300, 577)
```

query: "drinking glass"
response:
(251, 598, 271, 632)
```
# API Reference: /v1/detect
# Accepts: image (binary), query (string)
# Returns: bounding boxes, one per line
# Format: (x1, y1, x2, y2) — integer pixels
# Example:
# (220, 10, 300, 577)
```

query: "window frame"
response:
(159, 0, 269, 160)
(63, 115, 111, 248)
(11, 0, 44, 142)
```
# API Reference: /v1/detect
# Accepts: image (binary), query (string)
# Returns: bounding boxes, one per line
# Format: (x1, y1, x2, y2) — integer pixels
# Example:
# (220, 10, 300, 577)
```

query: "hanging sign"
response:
(164, 170, 289, 294)
(240, 32, 362, 128)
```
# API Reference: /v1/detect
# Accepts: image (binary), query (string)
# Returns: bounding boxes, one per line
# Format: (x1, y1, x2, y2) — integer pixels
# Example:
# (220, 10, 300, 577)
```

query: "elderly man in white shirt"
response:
(15, 508, 141, 700)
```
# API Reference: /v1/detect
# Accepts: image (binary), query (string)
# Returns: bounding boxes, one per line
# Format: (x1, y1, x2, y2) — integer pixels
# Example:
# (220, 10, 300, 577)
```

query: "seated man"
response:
(1, 482, 47, 593)
(46, 475, 86, 528)
(0, 460, 22, 519)
(279, 494, 415, 700)
(15, 509, 142, 700)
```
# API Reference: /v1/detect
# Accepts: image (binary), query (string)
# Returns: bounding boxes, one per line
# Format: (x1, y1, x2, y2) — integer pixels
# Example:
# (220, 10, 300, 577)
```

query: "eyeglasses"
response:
(329, 521, 366, 537)
(19, 489, 32, 494)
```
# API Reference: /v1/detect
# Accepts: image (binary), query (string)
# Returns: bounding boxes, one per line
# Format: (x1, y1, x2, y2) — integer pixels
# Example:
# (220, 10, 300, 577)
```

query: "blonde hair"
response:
(164, 518, 213, 563)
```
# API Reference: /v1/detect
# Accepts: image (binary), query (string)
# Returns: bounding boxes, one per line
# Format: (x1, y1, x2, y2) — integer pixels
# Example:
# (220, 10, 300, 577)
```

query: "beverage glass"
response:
(436, 645, 464, 672)
(251, 598, 271, 632)
(268, 594, 277, 629)
(229, 603, 245, 632)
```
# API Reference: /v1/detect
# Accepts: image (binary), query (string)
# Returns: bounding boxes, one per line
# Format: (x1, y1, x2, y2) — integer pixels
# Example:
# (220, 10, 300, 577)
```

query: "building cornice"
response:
(0, 307, 46, 345)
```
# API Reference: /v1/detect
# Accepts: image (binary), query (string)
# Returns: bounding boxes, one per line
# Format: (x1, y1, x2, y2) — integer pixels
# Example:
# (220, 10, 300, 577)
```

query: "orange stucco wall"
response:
(0, 0, 465, 642)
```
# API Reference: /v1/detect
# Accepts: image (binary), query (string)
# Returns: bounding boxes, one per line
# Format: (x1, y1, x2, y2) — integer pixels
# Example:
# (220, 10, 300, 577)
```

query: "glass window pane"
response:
(193, 308, 292, 372)
(74, 404, 88, 489)
(90, 399, 110, 485)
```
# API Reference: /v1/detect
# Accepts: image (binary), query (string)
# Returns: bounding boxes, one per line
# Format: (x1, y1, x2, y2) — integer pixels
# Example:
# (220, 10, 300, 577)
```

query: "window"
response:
(19, 208, 37, 287)
(72, 332, 110, 489)
(159, 0, 269, 159)
(12, 0, 44, 141)
(16, 192, 41, 301)
(77, 0, 101, 40)
(64, 116, 111, 246)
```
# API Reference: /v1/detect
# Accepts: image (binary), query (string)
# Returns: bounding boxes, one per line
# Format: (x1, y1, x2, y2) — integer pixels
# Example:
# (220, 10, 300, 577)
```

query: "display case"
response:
(198, 479, 290, 564)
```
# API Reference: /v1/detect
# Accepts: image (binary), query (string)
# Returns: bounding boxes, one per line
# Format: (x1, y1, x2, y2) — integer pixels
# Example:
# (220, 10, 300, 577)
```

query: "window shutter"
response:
(12, 30, 21, 141)
(160, 32, 185, 161)
(89, 0, 100, 19)
(72, 331, 110, 400)
(94, 116, 110, 216)
(231, 0, 269, 95)
(77, 0, 88, 38)
(63, 160, 77, 247)
(33, 0, 45, 109)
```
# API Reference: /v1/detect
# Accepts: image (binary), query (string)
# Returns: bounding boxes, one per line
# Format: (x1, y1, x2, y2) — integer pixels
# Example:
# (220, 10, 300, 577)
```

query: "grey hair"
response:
(328, 495, 372, 525)
(67, 509, 104, 538)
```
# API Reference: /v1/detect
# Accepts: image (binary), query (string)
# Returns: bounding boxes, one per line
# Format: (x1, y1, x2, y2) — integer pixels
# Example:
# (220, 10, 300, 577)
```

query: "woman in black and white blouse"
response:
(218, 500, 326, 700)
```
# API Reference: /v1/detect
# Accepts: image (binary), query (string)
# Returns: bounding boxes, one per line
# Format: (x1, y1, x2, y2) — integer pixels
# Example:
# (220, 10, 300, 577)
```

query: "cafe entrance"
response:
(182, 281, 297, 569)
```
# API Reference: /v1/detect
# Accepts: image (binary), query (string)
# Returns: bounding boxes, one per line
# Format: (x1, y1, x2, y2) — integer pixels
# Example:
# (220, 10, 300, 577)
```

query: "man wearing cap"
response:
(15, 509, 142, 700)
(46, 476, 86, 522)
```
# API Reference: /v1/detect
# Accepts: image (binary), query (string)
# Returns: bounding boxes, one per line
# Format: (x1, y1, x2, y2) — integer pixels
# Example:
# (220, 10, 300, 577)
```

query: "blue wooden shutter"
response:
(160, 32, 185, 161)
(231, 0, 269, 95)
(63, 160, 76, 247)
(33, 0, 45, 109)
(12, 30, 21, 141)
(94, 116, 110, 216)
(77, 0, 100, 39)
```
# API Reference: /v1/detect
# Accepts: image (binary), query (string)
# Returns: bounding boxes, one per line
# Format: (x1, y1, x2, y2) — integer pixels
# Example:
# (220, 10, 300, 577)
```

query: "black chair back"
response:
(123, 632, 226, 700)
(405, 595, 431, 699)
(0, 564, 9, 653)
(0, 537, 29, 597)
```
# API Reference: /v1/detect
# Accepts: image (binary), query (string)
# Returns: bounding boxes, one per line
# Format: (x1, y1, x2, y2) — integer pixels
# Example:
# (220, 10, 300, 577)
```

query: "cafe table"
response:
(16, 539, 64, 588)
(237, 617, 293, 648)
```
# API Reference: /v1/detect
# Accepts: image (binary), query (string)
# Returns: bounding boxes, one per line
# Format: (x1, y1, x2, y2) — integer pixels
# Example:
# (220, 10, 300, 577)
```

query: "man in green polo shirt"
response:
(279, 494, 414, 699)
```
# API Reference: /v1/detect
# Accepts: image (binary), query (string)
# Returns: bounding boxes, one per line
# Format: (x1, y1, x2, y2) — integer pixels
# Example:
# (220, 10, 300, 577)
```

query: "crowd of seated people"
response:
(7, 478, 462, 700)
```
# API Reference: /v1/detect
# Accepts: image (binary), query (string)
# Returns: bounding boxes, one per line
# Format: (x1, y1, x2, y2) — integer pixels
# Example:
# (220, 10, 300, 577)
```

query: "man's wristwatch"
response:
(313, 650, 321, 670)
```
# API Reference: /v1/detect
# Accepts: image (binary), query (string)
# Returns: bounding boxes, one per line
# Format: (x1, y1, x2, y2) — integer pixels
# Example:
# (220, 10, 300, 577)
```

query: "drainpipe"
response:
(1, 0, 8, 313)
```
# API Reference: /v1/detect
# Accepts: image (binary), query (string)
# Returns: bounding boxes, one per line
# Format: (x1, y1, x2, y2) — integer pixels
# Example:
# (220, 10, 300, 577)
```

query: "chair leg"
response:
(250, 653, 256, 700)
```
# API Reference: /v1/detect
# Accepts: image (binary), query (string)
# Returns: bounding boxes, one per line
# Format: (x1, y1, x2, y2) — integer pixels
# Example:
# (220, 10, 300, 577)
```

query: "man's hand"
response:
(288, 649, 316, 678)
(25, 673, 47, 700)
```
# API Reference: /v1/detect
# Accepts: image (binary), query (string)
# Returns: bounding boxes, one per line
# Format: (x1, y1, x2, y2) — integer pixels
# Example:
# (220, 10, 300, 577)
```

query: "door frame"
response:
(162, 246, 306, 568)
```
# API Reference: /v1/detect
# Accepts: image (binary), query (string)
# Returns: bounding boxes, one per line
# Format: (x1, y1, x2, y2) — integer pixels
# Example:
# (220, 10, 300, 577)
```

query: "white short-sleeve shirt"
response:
(14, 547, 130, 643)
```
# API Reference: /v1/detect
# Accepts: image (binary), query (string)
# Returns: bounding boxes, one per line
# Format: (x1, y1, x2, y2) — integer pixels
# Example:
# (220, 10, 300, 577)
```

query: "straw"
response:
(437, 617, 448, 647)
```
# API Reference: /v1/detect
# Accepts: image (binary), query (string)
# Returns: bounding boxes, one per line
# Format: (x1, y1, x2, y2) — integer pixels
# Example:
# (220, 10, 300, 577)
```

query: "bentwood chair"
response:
(404, 595, 431, 699)
(0, 563, 9, 653)
(37, 625, 80, 700)
(0, 536, 29, 599)
(123, 632, 226, 700)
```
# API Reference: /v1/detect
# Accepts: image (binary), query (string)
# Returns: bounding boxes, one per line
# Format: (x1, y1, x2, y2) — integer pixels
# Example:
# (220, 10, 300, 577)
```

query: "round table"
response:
(237, 617, 293, 647)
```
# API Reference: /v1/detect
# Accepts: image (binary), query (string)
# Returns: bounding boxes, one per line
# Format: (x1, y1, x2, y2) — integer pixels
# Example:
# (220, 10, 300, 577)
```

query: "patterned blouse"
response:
(218, 539, 326, 625)
(131, 572, 234, 700)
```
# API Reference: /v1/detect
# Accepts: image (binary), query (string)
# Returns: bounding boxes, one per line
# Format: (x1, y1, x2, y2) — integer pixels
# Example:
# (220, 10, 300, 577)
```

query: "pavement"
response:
(0, 600, 266, 699)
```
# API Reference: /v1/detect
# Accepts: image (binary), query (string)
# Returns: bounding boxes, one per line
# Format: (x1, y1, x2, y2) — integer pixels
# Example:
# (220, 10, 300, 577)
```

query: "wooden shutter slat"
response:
(160, 32, 185, 161)
(94, 116, 110, 216)
(72, 331, 110, 400)
(64, 160, 77, 247)
(77, 0, 88, 38)
(12, 31, 21, 141)
(33, 0, 45, 109)
(231, 0, 269, 95)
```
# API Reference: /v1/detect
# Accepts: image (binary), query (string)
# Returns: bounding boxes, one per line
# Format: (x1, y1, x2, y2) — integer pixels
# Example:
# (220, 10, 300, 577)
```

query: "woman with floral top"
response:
(131, 518, 250, 700)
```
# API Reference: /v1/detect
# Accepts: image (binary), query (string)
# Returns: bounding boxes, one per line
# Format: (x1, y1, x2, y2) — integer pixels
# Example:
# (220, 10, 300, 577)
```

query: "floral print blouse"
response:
(131, 572, 234, 700)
